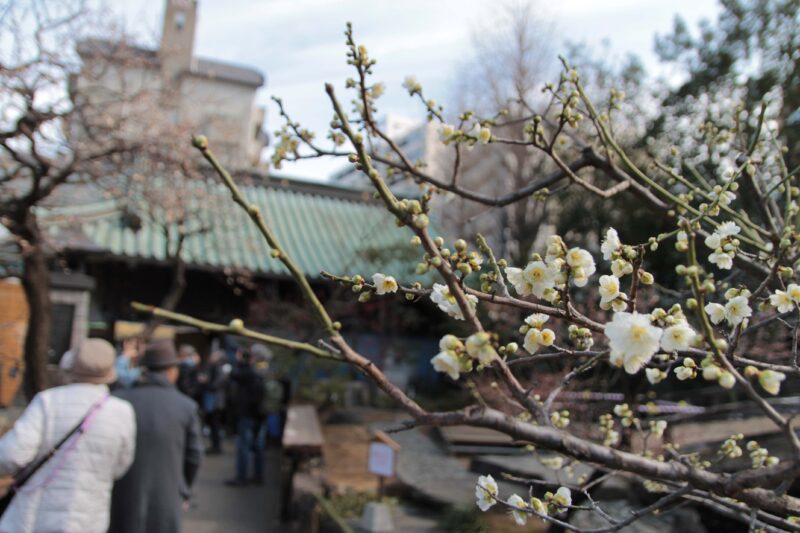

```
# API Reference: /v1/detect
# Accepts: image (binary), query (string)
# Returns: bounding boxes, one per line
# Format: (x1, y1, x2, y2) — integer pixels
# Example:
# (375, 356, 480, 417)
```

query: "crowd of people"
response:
(0, 337, 288, 533)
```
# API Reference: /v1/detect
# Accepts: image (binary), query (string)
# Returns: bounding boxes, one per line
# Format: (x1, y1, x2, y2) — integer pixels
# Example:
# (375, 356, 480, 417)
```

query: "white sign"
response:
(368, 442, 395, 477)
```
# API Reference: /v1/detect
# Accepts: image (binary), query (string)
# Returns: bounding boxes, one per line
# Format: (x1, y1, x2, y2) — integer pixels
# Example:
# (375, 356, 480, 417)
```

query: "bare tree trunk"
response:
(18, 214, 51, 398)
(141, 254, 186, 341)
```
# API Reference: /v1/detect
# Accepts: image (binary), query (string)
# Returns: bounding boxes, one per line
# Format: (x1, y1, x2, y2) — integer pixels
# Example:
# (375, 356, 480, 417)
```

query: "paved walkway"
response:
(182, 442, 281, 533)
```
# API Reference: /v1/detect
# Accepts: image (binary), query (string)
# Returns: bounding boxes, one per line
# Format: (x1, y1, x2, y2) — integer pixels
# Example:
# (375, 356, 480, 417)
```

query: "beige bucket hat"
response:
(69, 338, 118, 385)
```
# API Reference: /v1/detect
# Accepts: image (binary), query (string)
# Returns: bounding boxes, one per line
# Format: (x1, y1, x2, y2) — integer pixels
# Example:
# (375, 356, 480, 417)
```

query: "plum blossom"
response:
(705, 222, 740, 270)
(507, 494, 528, 526)
(599, 275, 621, 305)
(705, 303, 727, 325)
(431, 335, 464, 380)
(469, 122, 492, 144)
(565, 247, 596, 287)
(759, 370, 786, 395)
(524, 327, 555, 354)
(524, 313, 549, 328)
(475, 475, 498, 511)
(660, 322, 695, 352)
(611, 258, 634, 278)
(646, 368, 667, 384)
(770, 289, 794, 313)
(430, 283, 477, 320)
(505, 261, 558, 298)
(601, 228, 621, 260)
(709, 250, 734, 269)
(710, 189, 736, 206)
(553, 487, 572, 509)
(465, 332, 498, 365)
(725, 296, 752, 326)
(372, 273, 398, 295)
(605, 312, 663, 374)
(431, 351, 461, 380)
(439, 124, 456, 144)
(402, 75, 422, 94)
(787, 283, 800, 303)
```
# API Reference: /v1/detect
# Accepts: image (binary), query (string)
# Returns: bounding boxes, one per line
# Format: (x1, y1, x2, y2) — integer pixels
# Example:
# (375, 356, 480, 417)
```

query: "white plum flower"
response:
(440, 334, 463, 352)
(553, 487, 572, 509)
(759, 370, 786, 396)
(505, 267, 533, 296)
(439, 124, 456, 144)
(475, 475, 498, 511)
(660, 322, 695, 352)
(717, 221, 741, 237)
(402, 75, 422, 94)
(725, 296, 752, 326)
(770, 290, 794, 313)
(524, 313, 549, 328)
(709, 250, 734, 270)
(431, 351, 461, 380)
(611, 259, 633, 278)
(372, 273, 398, 295)
(788, 283, 800, 303)
(650, 420, 667, 438)
(465, 332, 498, 365)
(469, 123, 492, 144)
(507, 494, 528, 526)
(523, 260, 559, 297)
(604, 312, 663, 374)
(598, 275, 622, 305)
(704, 233, 721, 249)
(545, 235, 565, 263)
(611, 298, 628, 312)
(430, 283, 477, 320)
(601, 228, 621, 260)
(710, 190, 736, 206)
(566, 247, 596, 286)
(646, 368, 667, 385)
(524, 328, 555, 354)
(705, 303, 727, 325)
(675, 366, 695, 380)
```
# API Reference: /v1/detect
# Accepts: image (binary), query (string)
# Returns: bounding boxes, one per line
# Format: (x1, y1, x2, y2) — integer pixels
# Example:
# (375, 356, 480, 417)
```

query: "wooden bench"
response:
(280, 404, 324, 521)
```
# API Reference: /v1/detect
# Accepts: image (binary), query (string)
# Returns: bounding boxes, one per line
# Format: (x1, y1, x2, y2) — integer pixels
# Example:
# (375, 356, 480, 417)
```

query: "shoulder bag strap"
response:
(13, 394, 110, 490)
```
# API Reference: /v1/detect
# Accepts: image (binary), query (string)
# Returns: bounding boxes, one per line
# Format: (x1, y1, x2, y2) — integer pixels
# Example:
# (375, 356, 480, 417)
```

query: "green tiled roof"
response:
(41, 178, 421, 281)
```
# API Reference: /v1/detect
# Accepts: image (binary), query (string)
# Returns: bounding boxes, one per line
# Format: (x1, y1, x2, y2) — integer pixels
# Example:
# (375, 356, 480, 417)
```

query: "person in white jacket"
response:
(0, 338, 136, 533)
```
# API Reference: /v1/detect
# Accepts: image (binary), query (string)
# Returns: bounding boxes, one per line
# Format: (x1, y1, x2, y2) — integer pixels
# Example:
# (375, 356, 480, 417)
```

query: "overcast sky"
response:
(115, 0, 721, 180)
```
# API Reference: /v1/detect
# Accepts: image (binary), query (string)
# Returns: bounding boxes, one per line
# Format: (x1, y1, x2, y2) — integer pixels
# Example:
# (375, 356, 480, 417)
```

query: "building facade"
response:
(74, 0, 267, 169)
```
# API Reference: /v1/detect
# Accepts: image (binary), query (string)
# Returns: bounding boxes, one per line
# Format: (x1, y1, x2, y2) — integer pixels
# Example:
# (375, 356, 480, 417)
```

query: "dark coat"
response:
(108, 373, 203, 533)
(230, 361, 263, 419)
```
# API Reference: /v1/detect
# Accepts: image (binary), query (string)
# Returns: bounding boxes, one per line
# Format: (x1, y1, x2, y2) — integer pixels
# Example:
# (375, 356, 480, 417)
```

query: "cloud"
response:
(114, 0, 720, 180)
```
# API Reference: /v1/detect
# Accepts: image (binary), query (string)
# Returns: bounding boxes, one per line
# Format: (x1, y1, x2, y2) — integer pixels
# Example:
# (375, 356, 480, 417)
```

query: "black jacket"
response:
(229, 361, 263, 419)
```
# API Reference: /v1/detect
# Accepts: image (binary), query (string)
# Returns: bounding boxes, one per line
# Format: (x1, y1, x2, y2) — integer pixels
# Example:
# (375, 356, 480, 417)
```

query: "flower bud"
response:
(413, 214, 429, 229)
